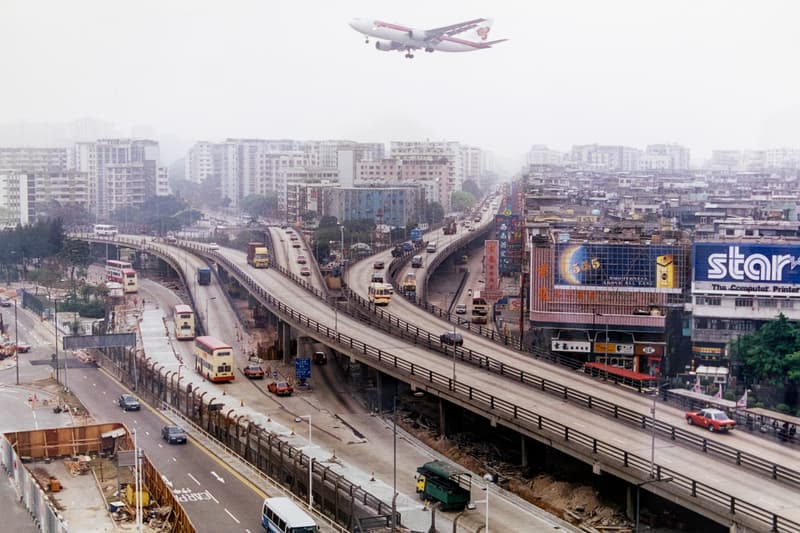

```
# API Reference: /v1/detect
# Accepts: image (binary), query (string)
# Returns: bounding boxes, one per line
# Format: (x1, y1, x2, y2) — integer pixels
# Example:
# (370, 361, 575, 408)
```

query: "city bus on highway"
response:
(173, 304, 195, 340)
(194, 336, 235, 383)
(261, 497, 318, 533)
(470, 290, 489, 324)
(368, 282, 392, 305)
(93, 224, 118, 236)
(106, 259, 138, 293)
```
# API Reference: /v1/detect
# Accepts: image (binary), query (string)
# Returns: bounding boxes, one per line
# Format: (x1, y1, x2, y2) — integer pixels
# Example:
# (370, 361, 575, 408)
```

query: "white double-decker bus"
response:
(93, 224, 119, 236)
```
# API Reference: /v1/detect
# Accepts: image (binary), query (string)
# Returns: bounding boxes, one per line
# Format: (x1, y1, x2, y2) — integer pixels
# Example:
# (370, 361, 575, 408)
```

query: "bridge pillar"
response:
(520, 434, 528, 468)
(626, 484, 634, 521)
(438, 398, 447, 438)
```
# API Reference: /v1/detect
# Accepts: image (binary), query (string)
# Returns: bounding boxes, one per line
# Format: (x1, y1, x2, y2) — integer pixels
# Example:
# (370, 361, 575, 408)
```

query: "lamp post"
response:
(14, 300, 19, 385)
(53, 298, 60, 384)
(475, 475, 492, 533)
(635, 476, 673, 532)
(297, 414, 313, 509)
(339, 224, 345, 264)
(205, 296, 216, 334)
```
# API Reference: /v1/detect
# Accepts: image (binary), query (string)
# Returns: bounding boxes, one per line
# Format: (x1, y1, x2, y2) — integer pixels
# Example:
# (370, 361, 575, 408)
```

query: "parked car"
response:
(268, 381, 294, 396)
(161, 425, 187, 444)
(440, 332, 464, 346)
(373, 260, 385, 270)
(685, 408, 736, 432)
(300, 266, 311, 276)
(296, 255, 307, 264)
(118, 394, 141, 411)
(243, 363, 265, 379)
(455, 303, 467, 315)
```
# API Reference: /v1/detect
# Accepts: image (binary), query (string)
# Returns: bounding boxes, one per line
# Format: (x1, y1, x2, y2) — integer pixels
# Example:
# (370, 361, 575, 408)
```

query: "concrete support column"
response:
(438, 398, 447, 438)
(626, 484, 634, 521)
(520, 434, 528, 468)
(376, 371, 383, 413)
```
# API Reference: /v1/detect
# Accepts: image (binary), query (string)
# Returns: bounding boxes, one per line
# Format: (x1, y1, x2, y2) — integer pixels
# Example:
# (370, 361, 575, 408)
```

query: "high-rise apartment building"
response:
(0, 170, 31, 227)
(73, 139, 168, 218)
(570, 144, 642, 172)
(0, 147, 68, 172)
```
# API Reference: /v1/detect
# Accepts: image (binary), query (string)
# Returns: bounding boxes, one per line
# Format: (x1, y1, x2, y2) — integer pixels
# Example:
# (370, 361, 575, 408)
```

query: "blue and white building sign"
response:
(693, 243, 800, 295)
(295, 357, 311, 380)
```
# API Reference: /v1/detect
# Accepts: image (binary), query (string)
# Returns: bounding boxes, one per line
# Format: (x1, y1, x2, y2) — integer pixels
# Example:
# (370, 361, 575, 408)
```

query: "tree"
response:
(450, 191, 476, 212)
(301, 211, 318, 224)
(59, 238, 92, 296)
(462, 179, 482, 198)
(241, 194, 279, 219)
(318, 216, 339, 228)
(424, 202, 445, 225)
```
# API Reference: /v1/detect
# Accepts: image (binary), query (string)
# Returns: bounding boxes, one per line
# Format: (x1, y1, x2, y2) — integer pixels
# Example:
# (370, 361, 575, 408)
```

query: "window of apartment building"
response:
(781, 300, 795, 309)
(696, 296, 721, 306)
(759, 299, 778, 309)
(734, 297, 753, 307)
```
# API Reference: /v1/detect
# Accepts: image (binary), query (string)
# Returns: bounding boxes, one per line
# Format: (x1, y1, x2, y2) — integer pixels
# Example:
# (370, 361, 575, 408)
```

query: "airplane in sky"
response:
(349, 17, 507, 58)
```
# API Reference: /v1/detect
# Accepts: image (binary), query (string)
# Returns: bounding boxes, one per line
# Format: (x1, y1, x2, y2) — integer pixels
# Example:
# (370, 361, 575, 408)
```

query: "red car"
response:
(243, 363, 265, 379)
(268, 380, 294, 396)
(685, 408, 736, 432)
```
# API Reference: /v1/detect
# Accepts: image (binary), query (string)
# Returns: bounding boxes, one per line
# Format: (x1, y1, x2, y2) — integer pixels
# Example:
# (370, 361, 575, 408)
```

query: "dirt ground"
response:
(400, 419, 634, 530)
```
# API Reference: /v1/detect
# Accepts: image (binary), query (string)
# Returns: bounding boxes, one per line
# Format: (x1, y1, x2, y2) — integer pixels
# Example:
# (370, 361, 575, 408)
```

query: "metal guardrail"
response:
(81, 235, 800, 532)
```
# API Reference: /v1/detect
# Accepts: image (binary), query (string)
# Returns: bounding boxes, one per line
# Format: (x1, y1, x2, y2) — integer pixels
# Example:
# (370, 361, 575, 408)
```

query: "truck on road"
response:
(415, 461, 471, 511)
(442, 216, 457, 235)
(247, 242, 270, 268)
(197, 267, 212, 286)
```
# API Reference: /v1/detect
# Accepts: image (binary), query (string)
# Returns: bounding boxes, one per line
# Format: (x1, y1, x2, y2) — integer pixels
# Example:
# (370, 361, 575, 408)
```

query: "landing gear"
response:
(365, 37, 369, 44)
(425, 47, 434, 53)
(404, 50, 415, 59)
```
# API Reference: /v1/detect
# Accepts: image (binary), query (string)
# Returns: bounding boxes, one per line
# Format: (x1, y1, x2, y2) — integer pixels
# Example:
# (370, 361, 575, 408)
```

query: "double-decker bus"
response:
(93, 224, 119, 236)
(470, 290, 489, 324)
(368, 282, 392, 305)
(194, 336, 235, 383)
(261, 497, 318, 533)
(106, 259, 138, 293)
(173, 304, 195, 340)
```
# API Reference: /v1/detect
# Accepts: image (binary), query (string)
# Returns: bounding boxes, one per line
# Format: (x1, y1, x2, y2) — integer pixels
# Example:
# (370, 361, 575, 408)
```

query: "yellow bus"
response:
(173, 304, 195, 340)
(368, 282, 392, 305)
(106, 259, 138, 294)
(194, 336, 235, 383)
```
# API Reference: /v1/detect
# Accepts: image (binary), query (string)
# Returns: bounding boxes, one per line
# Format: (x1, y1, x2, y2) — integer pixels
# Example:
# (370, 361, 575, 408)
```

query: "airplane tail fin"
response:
(466, 18, 494, 42)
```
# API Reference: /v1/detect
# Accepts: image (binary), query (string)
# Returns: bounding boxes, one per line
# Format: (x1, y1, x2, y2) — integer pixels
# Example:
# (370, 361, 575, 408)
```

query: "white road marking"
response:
(172, 457, 177, 462)
(224, 508, 240, 523)
(206, 489, 219, 504)
(158, 443, 163, 448)
(211, 471, 225, 484)
(144, 431, 150, 436)
(187, 473, 201, 486)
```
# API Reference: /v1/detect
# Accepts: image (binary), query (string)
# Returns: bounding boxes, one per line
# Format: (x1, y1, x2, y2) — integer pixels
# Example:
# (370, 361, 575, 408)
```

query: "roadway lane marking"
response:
(206, 489, 219, 504)
(187, 473, 201, 486)
(224, 508, 240, 523)
(211, 471, 226, 484)
(172, 457, 177, 462)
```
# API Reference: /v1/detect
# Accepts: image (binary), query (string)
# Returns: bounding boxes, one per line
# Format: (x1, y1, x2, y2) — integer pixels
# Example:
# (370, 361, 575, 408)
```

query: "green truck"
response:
(415, 461, 471, 511)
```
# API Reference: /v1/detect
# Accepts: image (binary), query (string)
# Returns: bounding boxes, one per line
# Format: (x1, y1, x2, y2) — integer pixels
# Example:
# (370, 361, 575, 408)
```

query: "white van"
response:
(426, 240, 437, 253)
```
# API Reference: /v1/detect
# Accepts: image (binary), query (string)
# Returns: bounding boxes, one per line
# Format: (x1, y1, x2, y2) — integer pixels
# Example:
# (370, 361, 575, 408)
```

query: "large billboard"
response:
(554, 243, 682, 293)
(694, 243, 800, 295)
(494, 214, 522, 274)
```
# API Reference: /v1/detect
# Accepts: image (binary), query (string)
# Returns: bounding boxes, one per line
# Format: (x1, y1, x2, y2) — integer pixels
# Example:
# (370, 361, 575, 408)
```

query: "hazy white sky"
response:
(2, 1, 799, 165)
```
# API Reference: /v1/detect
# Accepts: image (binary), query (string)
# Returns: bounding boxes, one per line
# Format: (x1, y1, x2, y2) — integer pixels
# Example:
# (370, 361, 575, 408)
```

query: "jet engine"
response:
(375, 40, 403, 51)
(409, 29, 428, 41)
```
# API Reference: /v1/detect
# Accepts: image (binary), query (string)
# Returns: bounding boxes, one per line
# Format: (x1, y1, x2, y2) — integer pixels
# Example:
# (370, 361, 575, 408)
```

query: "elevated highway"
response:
(77, 234, 800, 531)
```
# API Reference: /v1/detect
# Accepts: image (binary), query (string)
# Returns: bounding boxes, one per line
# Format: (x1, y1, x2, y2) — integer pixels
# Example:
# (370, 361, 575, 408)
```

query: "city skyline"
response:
(2, 1, 799, 166)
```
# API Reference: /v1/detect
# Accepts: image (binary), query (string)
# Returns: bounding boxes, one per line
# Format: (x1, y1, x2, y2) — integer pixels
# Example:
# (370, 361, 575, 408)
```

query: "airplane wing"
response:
(425, 18, 487, 38)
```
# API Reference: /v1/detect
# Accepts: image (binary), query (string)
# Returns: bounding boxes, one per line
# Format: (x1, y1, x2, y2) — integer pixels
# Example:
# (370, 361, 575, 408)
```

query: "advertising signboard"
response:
(594, 342, 635, 354)
(693, 243, 800, 295)
(551, 340, 591, 353)
(494, 214, 522, 274)
(485, 240, 499, 291)
(554, 243, 681, 293)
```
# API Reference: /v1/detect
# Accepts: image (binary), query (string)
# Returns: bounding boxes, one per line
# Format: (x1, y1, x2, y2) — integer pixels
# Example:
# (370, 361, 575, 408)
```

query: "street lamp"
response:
(339, 224, 345, 264)
(14, 300, 19, 385)
(205, 296, 216, 334)
(474, 474, 492, 533)
(297, 414, 313, 509)
(635, 476, 673, 532)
